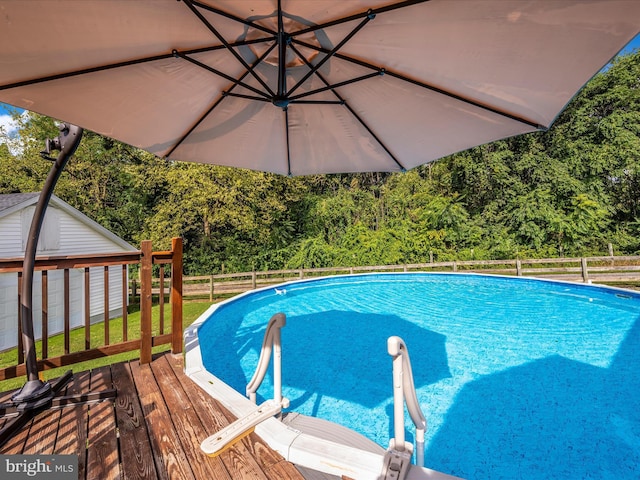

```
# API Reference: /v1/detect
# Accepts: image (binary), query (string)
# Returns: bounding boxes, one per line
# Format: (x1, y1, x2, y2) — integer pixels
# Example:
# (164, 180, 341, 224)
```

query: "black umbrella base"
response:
(0, 371, 116, 448)
(11, 379, 53, 405)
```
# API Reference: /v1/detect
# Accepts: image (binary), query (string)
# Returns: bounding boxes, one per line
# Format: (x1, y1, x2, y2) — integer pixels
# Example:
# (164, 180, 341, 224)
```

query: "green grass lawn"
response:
(0, 300, 212, 393)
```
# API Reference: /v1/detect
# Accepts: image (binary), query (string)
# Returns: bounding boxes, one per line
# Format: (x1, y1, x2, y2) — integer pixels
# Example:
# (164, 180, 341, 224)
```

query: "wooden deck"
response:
(0, 352, 304, 480)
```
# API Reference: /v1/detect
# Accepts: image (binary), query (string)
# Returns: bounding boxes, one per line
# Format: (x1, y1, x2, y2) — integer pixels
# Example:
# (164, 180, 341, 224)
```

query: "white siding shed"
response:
(0, 193, 138, 351)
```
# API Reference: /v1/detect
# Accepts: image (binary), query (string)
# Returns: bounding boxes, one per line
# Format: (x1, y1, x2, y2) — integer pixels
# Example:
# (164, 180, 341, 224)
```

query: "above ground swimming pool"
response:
(193, 273, 640, 479)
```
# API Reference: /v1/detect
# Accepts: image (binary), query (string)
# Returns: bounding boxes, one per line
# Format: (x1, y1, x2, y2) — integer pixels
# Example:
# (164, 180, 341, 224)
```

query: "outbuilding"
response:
(0, 193, 137, 351)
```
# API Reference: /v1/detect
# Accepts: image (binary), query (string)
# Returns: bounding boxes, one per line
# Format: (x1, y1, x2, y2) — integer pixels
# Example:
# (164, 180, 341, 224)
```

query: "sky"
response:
(1, 33, 639, 139)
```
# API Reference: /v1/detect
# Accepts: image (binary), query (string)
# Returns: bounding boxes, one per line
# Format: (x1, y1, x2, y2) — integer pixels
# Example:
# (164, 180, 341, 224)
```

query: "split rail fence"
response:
(170, 254, 640, 301)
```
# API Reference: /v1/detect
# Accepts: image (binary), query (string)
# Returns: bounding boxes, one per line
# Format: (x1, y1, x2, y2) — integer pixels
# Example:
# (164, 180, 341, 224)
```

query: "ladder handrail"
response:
(387, 336, 426, 467)
(246, 312, 287, 406)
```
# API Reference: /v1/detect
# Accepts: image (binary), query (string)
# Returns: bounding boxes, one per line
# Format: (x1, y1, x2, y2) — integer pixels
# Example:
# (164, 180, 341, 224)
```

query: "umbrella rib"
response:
(384, 70, 545, 129)
(191, 0, 277, 36)
(292, 39, 545, 130)
(288, 43, 405, 171)
(0, 52, 167, 91)
(222, 92, 270, 102)
(173, 50, 271, 100)
(289, 100, 344, 104)
(290, 0, 431, 37)
(277, 0, 287, 98)
(287, 14, 374, 97)
(343, 99, 406, 171)
(181, 0, 276, 97)
(288, 72, 383, 101)
(0, 40, 269, 92)
(166, 43, 278, 159)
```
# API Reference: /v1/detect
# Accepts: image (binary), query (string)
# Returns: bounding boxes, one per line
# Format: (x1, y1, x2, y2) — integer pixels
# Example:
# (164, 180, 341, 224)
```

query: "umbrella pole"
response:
(0, 121, 115, 448)
(11, 123, 83, 403)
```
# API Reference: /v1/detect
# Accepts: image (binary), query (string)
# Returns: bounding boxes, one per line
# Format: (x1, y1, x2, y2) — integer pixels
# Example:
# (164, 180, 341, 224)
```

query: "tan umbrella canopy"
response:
(1, 0, 639, 176)
(0, 0, 639, 459)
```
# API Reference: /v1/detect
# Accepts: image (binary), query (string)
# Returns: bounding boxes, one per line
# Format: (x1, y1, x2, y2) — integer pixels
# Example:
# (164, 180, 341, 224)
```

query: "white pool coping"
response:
(183, 283, 462, 480)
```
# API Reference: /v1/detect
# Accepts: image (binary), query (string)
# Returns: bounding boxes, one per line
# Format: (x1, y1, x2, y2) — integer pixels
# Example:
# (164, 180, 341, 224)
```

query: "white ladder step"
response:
(200, 400, 282, 457)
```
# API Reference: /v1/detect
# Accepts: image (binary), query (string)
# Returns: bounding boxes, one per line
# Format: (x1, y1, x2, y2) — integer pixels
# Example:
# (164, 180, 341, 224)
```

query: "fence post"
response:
(516, 259, 522, 276)
(252, 271, 257, 289)
(209, 274, 214, 302)
(140, 240, 153, 364)
(581, 257, 590, 283)
(608, 243, 614, 267)
(171, 237, 183, 355)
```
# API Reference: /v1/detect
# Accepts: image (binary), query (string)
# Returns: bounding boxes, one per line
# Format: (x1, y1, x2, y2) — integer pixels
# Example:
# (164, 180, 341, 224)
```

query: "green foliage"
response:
(2, 51, 639, 268)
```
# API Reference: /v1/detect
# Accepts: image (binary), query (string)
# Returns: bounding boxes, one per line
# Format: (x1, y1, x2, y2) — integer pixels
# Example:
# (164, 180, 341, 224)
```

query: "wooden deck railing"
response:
(176, 254, 640, 300)
(0, 237, 183, 381)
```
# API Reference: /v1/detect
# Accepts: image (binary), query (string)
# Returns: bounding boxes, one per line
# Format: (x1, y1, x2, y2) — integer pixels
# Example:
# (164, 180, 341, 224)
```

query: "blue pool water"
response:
(197, 273, 640, 479)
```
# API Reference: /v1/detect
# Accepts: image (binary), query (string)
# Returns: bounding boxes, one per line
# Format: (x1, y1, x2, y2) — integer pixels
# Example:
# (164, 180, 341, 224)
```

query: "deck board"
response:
(112, 361, 158, 480)
(54, 371, 90, 479)
(22, 399, 59, 454)
(0, 352, 305, 480)
(130, 358, 200, 480)
(86, 366, 120, 480)
(1, 414, 31, 454)
(149, 355, 232, 480)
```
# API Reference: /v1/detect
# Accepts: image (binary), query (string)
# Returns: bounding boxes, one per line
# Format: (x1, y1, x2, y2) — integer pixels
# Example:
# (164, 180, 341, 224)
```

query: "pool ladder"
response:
(200, 312, 289, 457)
(383, 336, 427, 480)
(246, 312, 289, 408)
(201, 314, 428, 480)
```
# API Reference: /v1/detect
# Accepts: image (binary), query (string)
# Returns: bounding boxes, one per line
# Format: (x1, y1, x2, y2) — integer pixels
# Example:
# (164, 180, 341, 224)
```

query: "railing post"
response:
(140, 240, 153, 364)
(103, 266, 110, 345)
(17, 272, 24, 365)
(42, 270, 49, 359)
(84, 267, 91, 349)
(130, 278, 137, 304)
(64, 269, 70, 354)
(171, 237, 183, 355)
(159, 265, 165, 334)
(122, 264, 128, 342)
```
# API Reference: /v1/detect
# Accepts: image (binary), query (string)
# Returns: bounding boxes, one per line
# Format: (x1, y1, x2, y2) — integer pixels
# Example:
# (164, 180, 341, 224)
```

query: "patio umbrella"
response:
(1, 1, 639, 176)
(0, 0, 638, 414)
